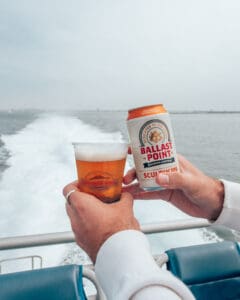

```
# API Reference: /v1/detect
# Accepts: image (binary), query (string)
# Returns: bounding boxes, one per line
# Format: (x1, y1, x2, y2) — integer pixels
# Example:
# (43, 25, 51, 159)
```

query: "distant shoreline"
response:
(0, 109, 240, 114)
(170, 110, 240, 114)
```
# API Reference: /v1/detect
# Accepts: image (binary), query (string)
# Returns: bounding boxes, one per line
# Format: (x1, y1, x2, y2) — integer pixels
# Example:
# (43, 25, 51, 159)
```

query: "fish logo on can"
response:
(127, 104, 179, 190)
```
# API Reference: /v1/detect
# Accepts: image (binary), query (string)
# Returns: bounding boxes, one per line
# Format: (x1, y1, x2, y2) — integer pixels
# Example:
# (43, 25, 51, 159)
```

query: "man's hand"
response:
(63, 182, 140, 263)
(123, 154, 224, 221)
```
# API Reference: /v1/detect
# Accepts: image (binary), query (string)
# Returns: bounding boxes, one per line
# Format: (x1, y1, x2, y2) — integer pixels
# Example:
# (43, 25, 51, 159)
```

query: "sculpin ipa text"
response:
(127, 104, 179, 190)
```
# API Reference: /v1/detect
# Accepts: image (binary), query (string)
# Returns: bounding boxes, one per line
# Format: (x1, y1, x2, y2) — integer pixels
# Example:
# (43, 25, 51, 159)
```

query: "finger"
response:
(62, 182, 80, 198)
(62, 182, 82, 205)
(70, 180, 79, 186)
(122, 183, 171, 200)
(66, 201, 76, 219)
(64, 184, 102, 211)
(123, 168, 137, 185)
(156, 172, 191, 190)
(134, 188, 172, 200)
(65, 203, 85, 248)
(122, 183, 144, 199)
(119, 192, 134, 208)
(73, 192, 103, 211)
(113, 192, 135, 214)
(65, 202, 79, 229)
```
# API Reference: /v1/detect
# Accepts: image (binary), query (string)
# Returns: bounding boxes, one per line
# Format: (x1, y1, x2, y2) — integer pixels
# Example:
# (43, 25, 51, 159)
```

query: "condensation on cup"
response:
(73, 142, 128, 203)
(127, 104, 179, 191)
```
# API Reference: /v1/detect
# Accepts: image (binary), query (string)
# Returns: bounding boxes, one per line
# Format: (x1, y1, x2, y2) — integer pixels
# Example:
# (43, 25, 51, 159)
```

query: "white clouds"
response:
(1, 0, 240, 110)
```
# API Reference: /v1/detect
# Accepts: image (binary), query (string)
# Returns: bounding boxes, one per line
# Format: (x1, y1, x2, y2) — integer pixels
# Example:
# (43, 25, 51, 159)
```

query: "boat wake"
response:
(0, 112, 218, 271)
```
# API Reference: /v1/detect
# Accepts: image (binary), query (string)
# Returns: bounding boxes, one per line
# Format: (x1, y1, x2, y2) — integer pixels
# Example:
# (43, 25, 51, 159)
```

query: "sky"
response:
(1, 0, 240, 111)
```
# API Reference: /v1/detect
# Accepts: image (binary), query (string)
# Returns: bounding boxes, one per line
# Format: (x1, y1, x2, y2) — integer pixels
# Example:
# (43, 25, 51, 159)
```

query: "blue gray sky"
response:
(1, 0, 240, 111)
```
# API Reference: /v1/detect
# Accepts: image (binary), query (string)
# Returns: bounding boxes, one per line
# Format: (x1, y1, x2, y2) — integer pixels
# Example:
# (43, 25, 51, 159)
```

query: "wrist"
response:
(90, 223, 140, 263)
(209, 178, 224, 220)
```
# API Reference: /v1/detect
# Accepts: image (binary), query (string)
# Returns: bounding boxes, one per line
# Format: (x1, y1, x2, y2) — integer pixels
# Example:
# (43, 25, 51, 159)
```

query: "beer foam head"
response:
(73, 142, 128, 161)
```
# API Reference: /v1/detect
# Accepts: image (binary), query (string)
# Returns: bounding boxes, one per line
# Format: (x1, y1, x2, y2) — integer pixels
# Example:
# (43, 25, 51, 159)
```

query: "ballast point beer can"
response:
(127, 104, 179, 190)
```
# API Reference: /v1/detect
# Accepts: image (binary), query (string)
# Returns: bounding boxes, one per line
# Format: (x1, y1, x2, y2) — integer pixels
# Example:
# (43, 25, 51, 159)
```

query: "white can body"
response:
(127, 112, 179, 190)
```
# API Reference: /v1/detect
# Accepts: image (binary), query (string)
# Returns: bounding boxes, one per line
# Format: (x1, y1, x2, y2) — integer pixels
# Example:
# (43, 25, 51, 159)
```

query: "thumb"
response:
(117, 192, 134, 209)
(69, 191, 103, 212)
(156, 172, 190, 190)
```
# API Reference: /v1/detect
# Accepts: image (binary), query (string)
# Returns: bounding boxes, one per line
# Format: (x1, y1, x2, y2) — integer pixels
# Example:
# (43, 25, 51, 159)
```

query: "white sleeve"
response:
(131, 285, 184, 300)
(95, 230, 194, 300)
(214, 180, 240, 231)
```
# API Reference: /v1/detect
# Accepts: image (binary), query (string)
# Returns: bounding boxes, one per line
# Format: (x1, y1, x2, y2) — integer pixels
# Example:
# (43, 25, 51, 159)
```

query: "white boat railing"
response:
(0, 219, 210, 250)
(0, 219, 211, 300)
(0, 255, 43, 274)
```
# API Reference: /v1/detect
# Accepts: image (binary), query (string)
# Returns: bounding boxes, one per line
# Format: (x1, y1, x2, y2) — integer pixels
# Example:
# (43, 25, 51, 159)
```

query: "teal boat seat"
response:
(0, 264, 87, 300)
(166, 241, 240, 300)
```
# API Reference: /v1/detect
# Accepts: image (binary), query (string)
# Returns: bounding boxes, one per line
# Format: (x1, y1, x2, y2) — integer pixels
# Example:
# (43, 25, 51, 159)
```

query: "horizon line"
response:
(1, 108, 240, 114)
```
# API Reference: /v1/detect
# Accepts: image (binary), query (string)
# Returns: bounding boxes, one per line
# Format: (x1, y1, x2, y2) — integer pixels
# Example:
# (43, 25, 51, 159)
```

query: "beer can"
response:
(127, 104, 179, 190)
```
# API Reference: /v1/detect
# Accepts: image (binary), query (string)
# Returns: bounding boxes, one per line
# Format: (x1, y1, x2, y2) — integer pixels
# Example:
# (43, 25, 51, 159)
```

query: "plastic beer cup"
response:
(73, 142, 128, 203)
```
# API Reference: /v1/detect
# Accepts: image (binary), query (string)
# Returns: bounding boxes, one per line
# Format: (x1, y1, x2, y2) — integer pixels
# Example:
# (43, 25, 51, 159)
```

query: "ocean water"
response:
(0, 110, 239, 273)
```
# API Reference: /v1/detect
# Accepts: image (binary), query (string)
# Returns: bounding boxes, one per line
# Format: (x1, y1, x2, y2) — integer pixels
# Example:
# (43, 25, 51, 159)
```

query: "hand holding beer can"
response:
(73, 142, 128, 203)
(127, 104, 179, 190)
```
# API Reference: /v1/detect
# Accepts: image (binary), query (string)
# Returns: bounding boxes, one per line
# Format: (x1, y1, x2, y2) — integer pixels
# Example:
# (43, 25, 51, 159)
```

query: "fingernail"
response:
(158, 174, 169, 185)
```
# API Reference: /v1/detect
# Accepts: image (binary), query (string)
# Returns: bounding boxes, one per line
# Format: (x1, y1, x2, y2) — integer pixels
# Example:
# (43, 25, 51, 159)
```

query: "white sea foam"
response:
(74, 142, 128, 161)
(0, 113, 125, 268)
(0, 112, 212, 271)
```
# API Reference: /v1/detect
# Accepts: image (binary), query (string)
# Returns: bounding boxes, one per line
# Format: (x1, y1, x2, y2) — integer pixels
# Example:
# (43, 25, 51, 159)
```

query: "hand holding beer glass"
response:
(73, 142, 128, 203)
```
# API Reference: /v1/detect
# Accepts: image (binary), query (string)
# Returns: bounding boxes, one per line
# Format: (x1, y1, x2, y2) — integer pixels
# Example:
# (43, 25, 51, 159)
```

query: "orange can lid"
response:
(127, 104, 167, 120)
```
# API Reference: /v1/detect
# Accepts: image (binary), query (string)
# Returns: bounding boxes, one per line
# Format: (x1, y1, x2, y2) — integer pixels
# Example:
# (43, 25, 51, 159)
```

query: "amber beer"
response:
(127, 104, 179, 190)
(73, 143, 128, 203)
